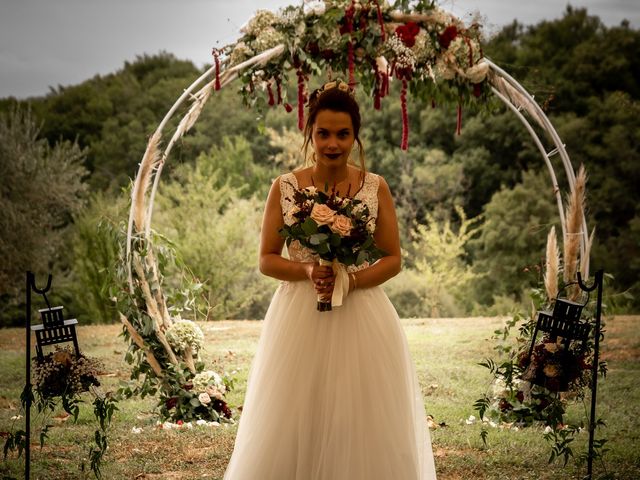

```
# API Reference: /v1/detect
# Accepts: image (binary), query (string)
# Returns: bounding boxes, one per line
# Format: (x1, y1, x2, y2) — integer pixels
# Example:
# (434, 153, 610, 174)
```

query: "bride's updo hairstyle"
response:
(302, 80, 366, 174)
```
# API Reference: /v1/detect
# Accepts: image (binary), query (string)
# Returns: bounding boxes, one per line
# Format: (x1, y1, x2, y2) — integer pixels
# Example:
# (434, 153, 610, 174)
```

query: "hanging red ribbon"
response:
(297, 68, 306, 130)
(267, 81, 275, 106)
(401, 79, 409, 150)
(212, 48, 221, 91)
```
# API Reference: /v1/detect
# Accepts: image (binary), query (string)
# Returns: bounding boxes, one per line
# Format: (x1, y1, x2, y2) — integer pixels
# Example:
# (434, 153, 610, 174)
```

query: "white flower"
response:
(465, 61, 489, 84)
(198, 392, 212, 405)
(131, 426, 143, 434)
(434, 57, 456, 81)
(544, 426, 553, 434)
(230, 41, 254, 66)
(253, 27, 285, 52)
(303, 0, 326, 16)
(465, 415, 476, 425)
(166, 319, 204, 353)
(241, 10, 278, 36)
(412, 29, 436, 63)
(303, 186, 318, 195)
(196, 419, 208, 426)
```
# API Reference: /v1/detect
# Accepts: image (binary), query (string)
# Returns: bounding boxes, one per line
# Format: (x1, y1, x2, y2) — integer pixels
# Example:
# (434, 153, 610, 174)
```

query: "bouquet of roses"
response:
(279, 183, 384, 311)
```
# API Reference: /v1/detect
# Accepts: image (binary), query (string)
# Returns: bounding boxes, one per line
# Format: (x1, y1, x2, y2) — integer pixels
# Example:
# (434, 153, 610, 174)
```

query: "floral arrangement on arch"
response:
(215, 0, 489, 149)
(159, 367, 235, 423)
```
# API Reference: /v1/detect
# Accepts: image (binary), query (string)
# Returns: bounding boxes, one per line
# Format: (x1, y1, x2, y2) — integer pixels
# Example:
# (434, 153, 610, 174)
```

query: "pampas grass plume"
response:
(133, 131, 161, 232)
(563, 164, 587, 285)
(544, 226, 560, 301)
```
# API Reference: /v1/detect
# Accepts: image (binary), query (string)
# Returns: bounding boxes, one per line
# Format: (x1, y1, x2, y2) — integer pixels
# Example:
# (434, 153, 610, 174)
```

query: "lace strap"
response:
(279, 172, 298, 225)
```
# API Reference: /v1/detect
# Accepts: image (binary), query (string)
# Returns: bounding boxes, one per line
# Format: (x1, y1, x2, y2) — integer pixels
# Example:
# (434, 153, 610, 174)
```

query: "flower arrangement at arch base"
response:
(119, 316, 236, 425)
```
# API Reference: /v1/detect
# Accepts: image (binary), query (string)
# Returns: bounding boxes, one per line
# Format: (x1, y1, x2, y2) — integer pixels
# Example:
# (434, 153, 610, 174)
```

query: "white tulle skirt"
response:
(223, 280, 437, 480)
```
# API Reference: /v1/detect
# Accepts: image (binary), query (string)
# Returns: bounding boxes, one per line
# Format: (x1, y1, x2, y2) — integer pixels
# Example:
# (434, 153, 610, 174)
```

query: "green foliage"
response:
(0, 107, 89, 326)
(385, 206, 482, 317)
(63, 192, 127, 323)
(469, 170, 559, 306)
(155, 141, 278, 319)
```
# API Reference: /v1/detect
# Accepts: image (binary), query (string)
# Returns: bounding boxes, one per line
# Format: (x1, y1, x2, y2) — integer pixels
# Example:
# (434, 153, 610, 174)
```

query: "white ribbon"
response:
(318, 259, 350, 308)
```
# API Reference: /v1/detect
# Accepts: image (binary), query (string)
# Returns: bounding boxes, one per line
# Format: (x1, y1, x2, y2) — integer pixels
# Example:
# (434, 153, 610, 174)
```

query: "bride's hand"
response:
(305, 262, 335, 301)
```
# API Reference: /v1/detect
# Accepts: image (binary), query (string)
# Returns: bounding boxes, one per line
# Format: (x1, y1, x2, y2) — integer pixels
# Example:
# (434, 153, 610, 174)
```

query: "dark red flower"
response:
(321, 49, 335, 60)
(438, 25, 458, 49)
(395, 21, 420, 47)
(306, 41, 320, 55)
(499, 398, 513, 411)
(165, 397, 178, 409)
(546, 378, 560, 392)
(516, 391, 525, 403)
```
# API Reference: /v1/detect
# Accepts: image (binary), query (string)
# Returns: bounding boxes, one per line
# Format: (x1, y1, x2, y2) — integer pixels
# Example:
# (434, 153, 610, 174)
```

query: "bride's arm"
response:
(259, 178, 334, 292)
(349, 176, 401, 291)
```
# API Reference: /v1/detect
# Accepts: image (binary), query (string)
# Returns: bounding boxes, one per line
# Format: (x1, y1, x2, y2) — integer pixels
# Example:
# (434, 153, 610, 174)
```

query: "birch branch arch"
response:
(124, 5, 591, 332)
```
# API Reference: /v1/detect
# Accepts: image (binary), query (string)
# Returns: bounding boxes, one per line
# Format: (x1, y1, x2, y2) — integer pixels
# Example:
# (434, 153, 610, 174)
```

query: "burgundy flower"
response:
(395, 21, 420, 47)
(516, 391, 525, 403)
(165, 397, 178, 409)
(214, 399, 233, 418)
(320, 49, 335, 60)
(546, 378, 560, 392)
(499, 399, 513, 411)
(306, 41, 320, 55)
(438, 25, 458, 49)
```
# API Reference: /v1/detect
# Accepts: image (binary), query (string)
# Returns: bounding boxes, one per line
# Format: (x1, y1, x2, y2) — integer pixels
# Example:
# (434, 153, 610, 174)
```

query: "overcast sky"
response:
(1, 0, 637, 99)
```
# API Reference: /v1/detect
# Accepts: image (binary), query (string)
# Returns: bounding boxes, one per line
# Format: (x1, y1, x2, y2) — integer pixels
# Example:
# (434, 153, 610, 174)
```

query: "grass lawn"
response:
(1, 316, 638, 479)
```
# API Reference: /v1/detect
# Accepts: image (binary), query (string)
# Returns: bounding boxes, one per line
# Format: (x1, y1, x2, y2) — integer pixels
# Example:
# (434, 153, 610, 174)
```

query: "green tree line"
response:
(1, 7, 638, 326)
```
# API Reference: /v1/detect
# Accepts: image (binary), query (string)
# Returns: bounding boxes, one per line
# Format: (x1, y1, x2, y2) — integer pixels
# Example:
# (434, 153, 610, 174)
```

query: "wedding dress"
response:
(223, 172, 437, 480)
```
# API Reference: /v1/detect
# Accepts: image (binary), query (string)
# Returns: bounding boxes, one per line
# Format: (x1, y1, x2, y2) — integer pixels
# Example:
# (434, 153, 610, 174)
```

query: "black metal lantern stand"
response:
(24, 271, 81, 480)
(577, 270, 605, 480)
(526, 269, 604, 480)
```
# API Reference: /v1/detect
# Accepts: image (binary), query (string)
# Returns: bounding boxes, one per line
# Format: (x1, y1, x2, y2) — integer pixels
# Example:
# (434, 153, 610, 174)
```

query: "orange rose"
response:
(330, 215, 353, 236)
(310, 203, 336, 226)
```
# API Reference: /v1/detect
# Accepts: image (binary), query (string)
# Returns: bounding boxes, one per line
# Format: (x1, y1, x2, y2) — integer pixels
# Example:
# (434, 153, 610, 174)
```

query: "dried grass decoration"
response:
(33, 346, 102, 399)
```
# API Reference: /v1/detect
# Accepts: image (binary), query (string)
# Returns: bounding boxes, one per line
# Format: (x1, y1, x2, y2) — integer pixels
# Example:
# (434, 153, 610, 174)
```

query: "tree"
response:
(0, 108, 88, 325)
(469, 169, 560, 305)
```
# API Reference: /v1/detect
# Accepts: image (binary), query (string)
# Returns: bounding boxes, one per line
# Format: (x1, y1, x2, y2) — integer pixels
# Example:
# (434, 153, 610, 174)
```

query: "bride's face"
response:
(311, 109, 355, 168)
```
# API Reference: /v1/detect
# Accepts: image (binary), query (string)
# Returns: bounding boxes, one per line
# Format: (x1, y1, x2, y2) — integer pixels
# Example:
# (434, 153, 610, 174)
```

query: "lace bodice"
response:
(279, 171, 380, 272)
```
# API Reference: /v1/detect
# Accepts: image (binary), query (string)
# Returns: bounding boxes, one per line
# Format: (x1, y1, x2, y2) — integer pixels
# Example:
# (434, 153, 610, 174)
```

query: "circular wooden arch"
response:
(125, 8, 591, 295)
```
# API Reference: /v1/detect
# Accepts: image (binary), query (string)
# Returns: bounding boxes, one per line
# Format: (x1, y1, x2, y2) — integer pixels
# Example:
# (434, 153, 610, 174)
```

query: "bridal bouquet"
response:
(279, 183, 384, 311)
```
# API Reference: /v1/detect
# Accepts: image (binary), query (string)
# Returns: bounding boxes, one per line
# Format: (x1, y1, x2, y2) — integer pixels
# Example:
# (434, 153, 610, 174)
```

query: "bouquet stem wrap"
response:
(317, 259, 350, 312)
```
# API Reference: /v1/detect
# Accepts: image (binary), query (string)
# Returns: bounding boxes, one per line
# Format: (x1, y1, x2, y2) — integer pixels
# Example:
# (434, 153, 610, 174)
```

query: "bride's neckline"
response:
(291, 168, 366, 198)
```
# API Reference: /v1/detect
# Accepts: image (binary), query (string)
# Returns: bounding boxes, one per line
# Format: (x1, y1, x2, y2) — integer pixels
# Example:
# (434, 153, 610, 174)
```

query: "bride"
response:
(223, 79, 437, 479)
